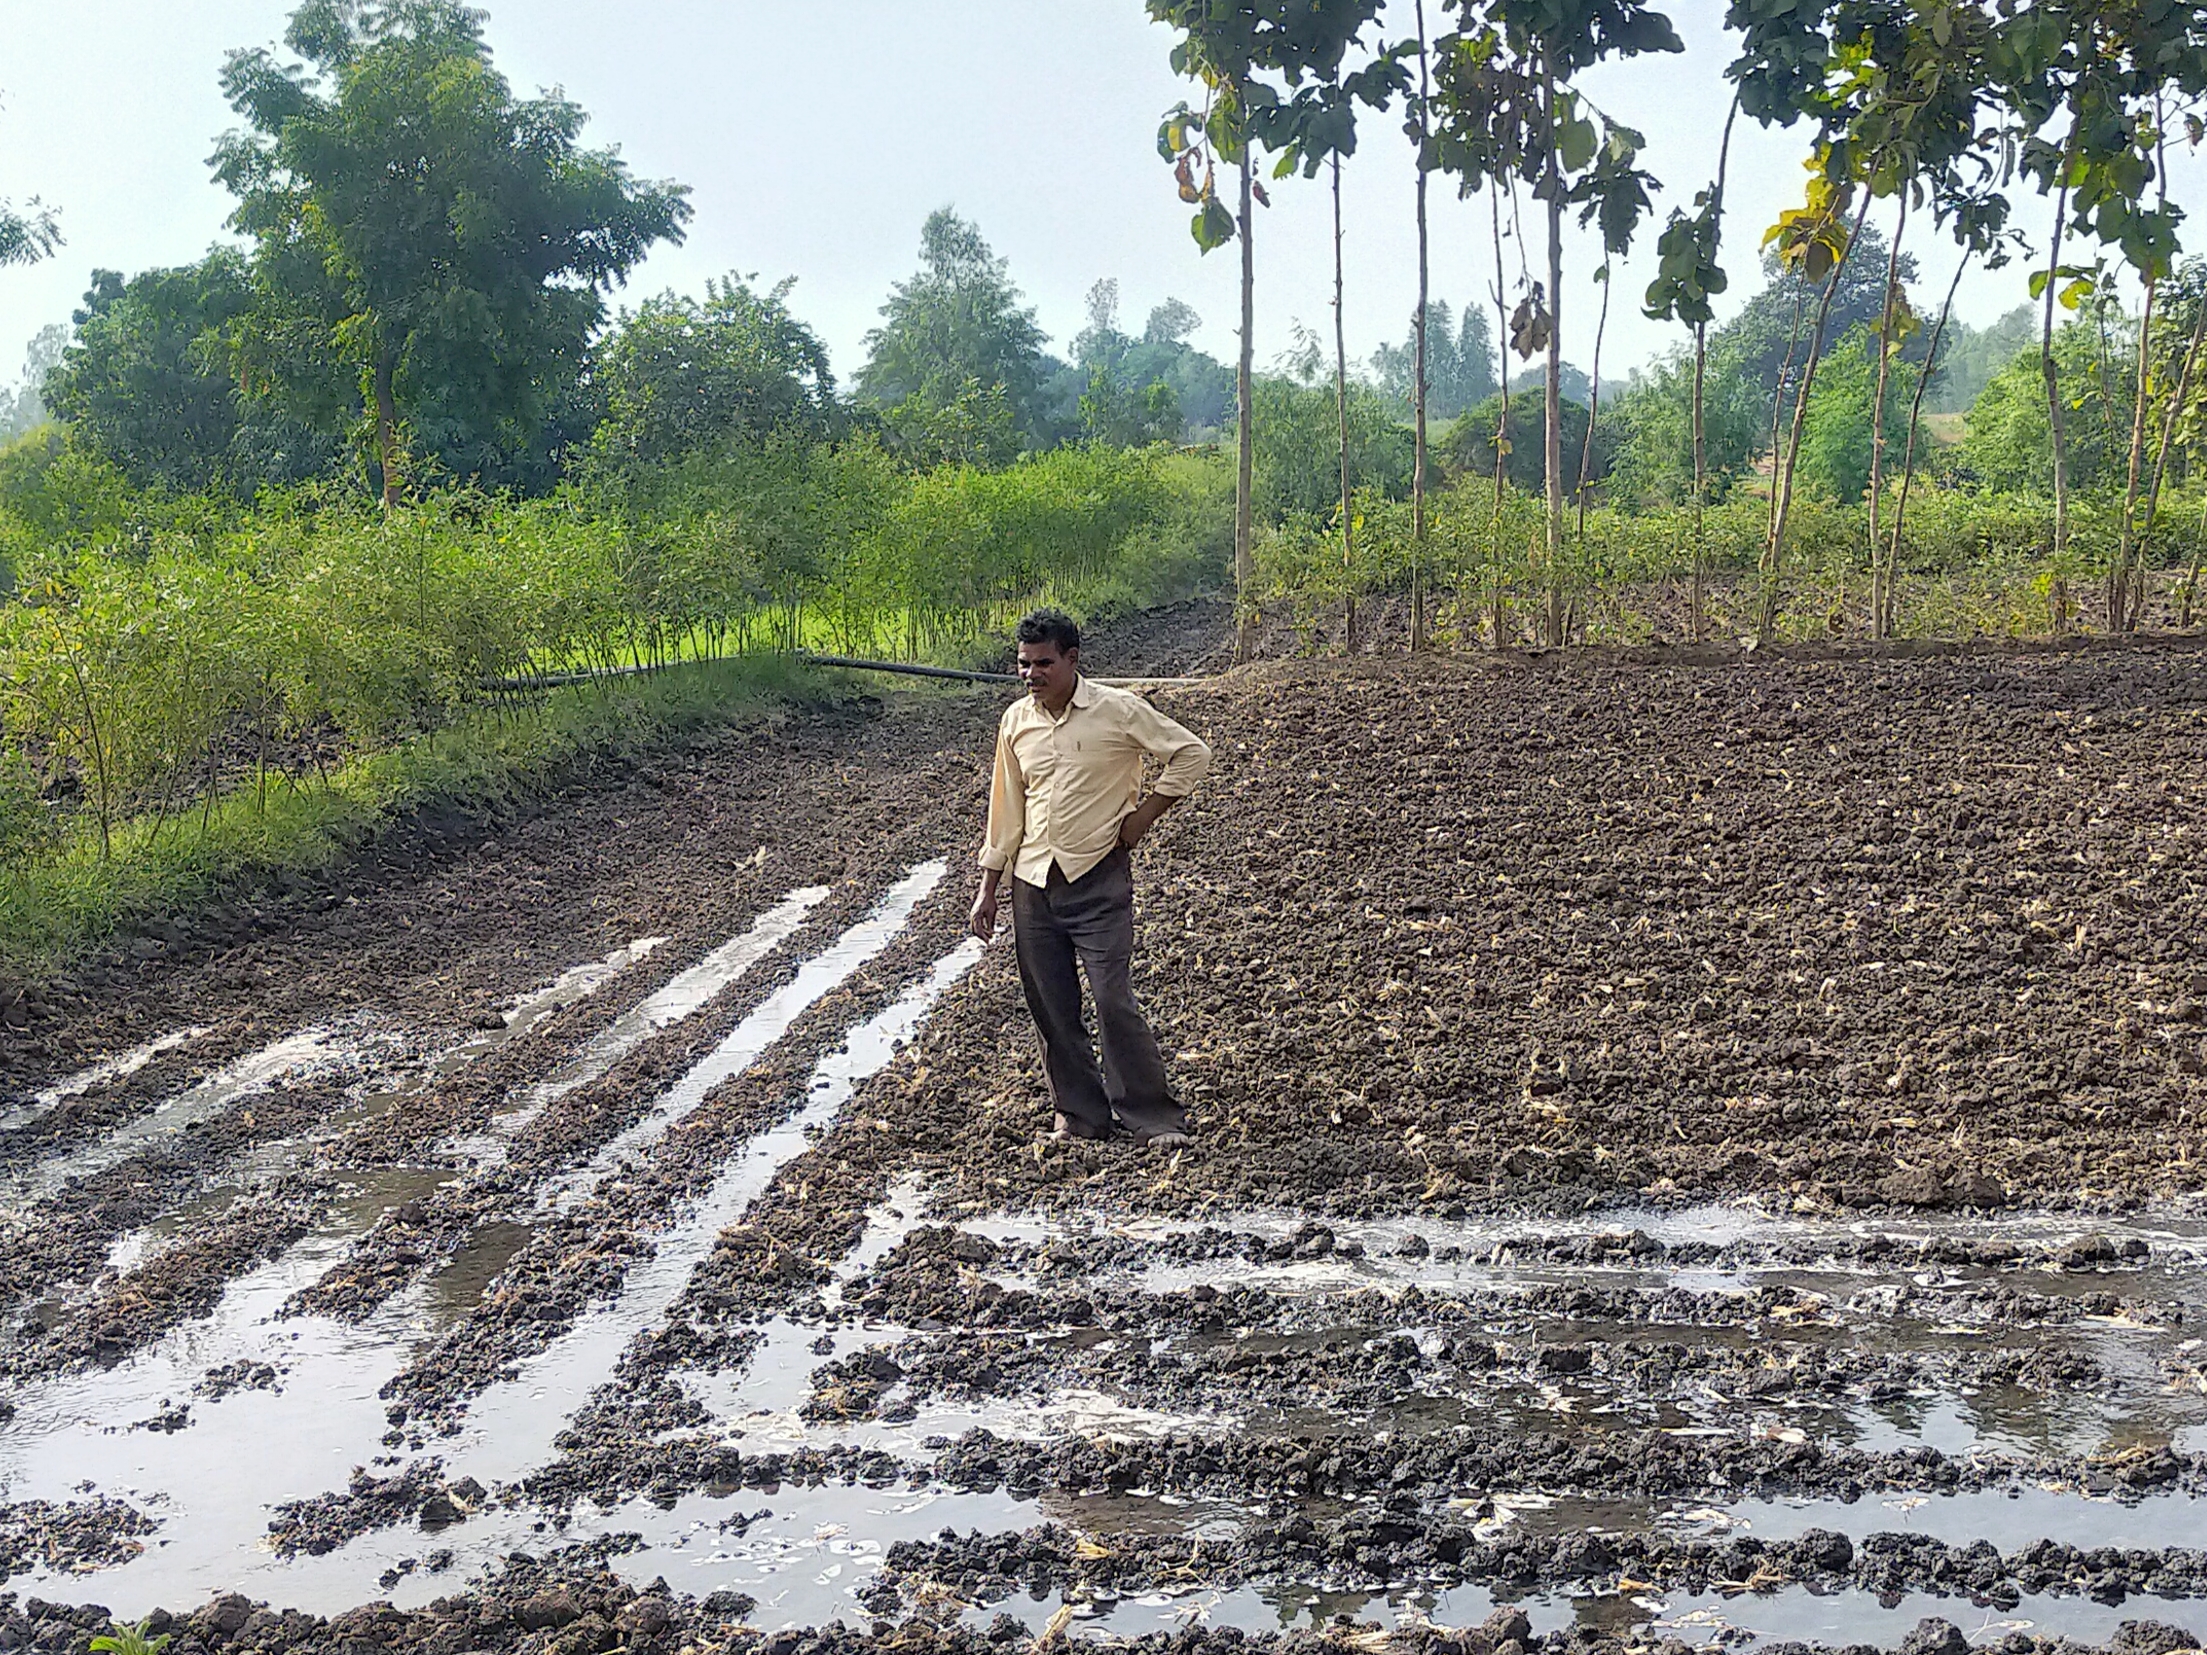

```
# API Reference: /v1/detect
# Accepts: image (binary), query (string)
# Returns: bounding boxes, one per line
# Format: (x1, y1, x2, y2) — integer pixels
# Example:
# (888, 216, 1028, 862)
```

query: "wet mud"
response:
(7, 626, 2207, 1655)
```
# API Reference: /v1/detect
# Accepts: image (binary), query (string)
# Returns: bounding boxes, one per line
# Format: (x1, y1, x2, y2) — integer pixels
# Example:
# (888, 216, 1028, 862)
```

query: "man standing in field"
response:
(969, 609, 1210, 1148)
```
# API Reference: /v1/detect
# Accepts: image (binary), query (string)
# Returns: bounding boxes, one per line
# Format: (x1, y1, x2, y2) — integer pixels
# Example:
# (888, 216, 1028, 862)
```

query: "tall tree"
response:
(1149, 0, 1387, 663)
(215, 0, 690, 504)
(1923, 304, 2037, 413)
(1645, 94, 1737, 641)
(1333, 154, 1359, 647)
(1144, 297, 1203, 345)
(1408, 0, 1434, 649)
(590, 276, 836, 474)
(0, 324, 69, 439)
(1067, 289, 1234, 438)
(42, 255, 345, 491)
(1371, 300, 1496, 418)
(43, 261, 252, 490)
(1432, 0, 1674, 643)
(1262, 30, 1408, 650)
(2001, 0, 2207, 630)
(857, 208, 1051, 460)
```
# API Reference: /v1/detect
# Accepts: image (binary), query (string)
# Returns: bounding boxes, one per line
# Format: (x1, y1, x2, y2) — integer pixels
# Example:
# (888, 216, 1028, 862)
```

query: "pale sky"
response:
(0, 1, 2192, 410)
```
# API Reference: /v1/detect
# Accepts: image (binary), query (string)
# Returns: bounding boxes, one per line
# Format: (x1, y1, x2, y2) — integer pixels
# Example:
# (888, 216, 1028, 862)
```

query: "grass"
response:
(0, 653, 826, 982)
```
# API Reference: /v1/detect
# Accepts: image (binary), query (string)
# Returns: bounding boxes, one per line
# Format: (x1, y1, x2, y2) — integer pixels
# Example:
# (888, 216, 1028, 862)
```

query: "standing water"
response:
(0, 869, 970, 1617)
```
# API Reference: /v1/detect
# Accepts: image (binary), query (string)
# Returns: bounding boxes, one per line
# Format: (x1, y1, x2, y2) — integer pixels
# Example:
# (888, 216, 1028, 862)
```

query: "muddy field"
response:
(4, 619, 2207, 1655)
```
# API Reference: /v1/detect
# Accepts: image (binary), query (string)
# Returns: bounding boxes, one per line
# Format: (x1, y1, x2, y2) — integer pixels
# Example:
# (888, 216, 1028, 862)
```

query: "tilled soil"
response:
(891, 643, 2207, 1219)
(6, 627, 2207, 1655)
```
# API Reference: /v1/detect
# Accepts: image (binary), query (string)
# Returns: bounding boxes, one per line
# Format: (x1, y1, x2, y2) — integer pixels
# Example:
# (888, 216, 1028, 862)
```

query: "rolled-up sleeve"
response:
(979, 721, 1025, 871)
(1127, 698, 1210, 799)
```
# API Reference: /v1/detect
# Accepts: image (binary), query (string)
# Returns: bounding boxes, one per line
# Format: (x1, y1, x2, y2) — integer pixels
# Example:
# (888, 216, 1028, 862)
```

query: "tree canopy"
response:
(1371, 300, 1497, 421)
(1056, 279, 1233, 442)
(588, 276, 837, 474)
(857, 209, 1053, 459)
(0, 200, 61, 269)
(214, 0, 690, 500)
(0, 325, 69, 441)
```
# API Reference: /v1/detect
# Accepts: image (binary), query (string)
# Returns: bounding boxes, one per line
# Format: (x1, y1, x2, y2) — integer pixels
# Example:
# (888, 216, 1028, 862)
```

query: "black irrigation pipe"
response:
(800, 652, 1018, 684)
(803, 653, 1214, 687)
(486, 652, 1211, 693)
(487, 660, 682, 691)
(483, 652, 1012, 692)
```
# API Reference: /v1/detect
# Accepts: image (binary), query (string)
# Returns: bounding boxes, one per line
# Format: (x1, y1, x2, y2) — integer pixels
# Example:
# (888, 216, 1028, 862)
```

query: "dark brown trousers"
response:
(1010, 848, 1185, 1140)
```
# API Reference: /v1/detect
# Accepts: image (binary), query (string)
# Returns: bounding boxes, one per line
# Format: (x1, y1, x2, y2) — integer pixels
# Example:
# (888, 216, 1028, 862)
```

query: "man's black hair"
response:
(1015, 609, 1081, 654)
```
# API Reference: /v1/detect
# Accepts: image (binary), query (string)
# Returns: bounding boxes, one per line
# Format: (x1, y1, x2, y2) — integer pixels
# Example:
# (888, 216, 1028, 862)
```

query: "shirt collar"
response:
(1069, 674, 1100, 710)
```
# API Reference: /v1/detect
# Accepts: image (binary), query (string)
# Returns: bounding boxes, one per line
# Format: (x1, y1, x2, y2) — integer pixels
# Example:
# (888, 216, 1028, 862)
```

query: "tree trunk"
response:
(1764, 292, 1805, 554)
(1691, 320, 1709, 644)
(2114, 276, 2158, 633)
(1411, 0, 1432, 652)
(2040, 177, 2072, 609)
(1887, 248, 1972, 634)
(1488, 186, 1512, 649)
(2184, 495, 2207, 627)
(1235, 150, 1257, 665)
(1690, 101, 1738, 647)
(2085, 296, 2124, 616)
(1867, 195, 1907, 639)
(1761, 190, 1873, 643)
(374, 341, 400, 511)
(1542, 63, 1565, 648)
(1576, 265, 1610, 541)
(1333, 153, 1357, 654)
(2140, 287, 2207, 587)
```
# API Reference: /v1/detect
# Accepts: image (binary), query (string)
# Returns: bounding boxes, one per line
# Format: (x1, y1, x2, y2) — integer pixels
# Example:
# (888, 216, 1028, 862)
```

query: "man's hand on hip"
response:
(1117, 793, 1177, 851)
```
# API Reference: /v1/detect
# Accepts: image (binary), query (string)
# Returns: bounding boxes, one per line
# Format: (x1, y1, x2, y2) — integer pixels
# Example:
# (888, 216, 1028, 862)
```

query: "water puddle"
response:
(0, 1217, 440, 1595)
(34, 927, 2207, 1645)
(695, 1197, 2207, 1480)
(485, 938, 668, 1042)
(448, 927, 980, 1485)
(277, 1481, 1036, 1628)
(0, 927, 987, 1615)
(424, 1222, 535, 1329)
(1689, 1486, 2207, 1553)
(1572, 1585, 2158, 1652)
(1072, 1579, 2170, 1651)
(1, 1028, 218, 1131)
(3, 1025, 400, 1208)
(546, 866, 944, 1208)
(452, 889, 829, 1165)
(969, 1206, 2207, 1293)
(79, 937, 674, 1286)
(687, 1184, 1234, 1456)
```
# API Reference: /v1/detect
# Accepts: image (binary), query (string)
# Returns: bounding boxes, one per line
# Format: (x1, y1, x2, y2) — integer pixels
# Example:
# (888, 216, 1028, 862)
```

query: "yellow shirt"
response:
(980, 676, 1211, 885)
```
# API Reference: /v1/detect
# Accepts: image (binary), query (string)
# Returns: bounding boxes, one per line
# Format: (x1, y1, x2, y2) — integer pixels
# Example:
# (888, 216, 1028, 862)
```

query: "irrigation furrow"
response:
(0, 873, 980, 1617)
(371, 860, 956, 1430)
(283, 877, 881, 1326)
(0, 928, 721, 1373)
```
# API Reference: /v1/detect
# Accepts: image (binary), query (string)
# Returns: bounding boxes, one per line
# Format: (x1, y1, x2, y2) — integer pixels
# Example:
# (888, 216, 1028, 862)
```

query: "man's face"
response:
(1017, 639, 1076, 699)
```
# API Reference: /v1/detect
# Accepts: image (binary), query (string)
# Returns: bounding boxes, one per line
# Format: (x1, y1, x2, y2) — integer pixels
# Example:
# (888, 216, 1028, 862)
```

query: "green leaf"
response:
(1192, 197, 1237, 254)
(1558, 115, 1598, 173)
